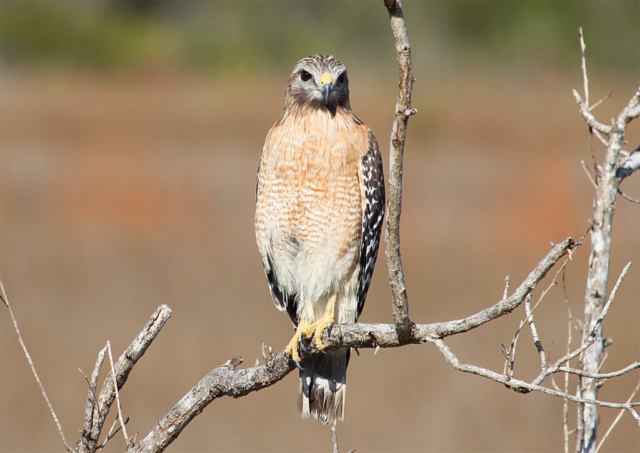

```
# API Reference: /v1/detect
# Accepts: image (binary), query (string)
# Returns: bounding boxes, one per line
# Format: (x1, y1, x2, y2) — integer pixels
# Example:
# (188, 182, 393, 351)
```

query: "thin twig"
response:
(506, 256, 572, 378)
(562, 269, 573, 453)
(96, 418, 120, 452)
(589, 91, 612, 112)
(431, 337, 639, 408)
(526, 298, 547, 370)
(573, 90, 611, 135)
(627, 407, 640, 426)
(593, 129, 609, 147)
(331, 424, 339, 453)
(596, 377, 640, 452)
(503, 276, 510, 299)
(581, 160, 598, 189)
(107, 341, 131, 448)
(579, 28, 589, 108)
(0, 279, 74, 452)
(557, 362, 640, 379)
(617, 188, 640, 204)
(535, 263, 632, 387)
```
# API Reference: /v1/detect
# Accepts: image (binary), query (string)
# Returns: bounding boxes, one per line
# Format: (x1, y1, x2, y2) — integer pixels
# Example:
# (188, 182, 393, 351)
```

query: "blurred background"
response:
(1, 1, 639, 452)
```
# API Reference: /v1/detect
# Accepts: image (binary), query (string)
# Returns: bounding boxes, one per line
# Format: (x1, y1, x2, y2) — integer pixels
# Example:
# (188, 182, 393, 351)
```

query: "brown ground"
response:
(1, 67, 639, 452)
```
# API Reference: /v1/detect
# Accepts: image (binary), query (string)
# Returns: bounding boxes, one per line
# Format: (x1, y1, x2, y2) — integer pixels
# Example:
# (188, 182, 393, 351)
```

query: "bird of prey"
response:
(255, 55, 385, 425)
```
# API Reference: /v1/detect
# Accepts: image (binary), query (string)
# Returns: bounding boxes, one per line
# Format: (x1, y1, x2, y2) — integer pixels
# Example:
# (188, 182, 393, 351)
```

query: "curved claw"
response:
(285, 352, 305, 370)
(299, 333, 311, 355)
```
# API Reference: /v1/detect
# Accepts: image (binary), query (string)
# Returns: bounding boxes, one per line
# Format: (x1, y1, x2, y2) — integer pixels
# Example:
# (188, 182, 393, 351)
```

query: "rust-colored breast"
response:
(255, 108, 371, 309)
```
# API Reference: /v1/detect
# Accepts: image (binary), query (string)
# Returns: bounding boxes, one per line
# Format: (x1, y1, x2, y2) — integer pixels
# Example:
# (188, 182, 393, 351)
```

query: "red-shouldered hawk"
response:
(255, 55, 385, 425)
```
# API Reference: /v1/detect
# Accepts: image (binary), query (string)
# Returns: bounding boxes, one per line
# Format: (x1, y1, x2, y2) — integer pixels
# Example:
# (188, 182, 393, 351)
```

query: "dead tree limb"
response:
(129, 238, 581, 451)
(127, 251, 638, 451)
(383, 0, 416, 342)
(572, 28, 640, 453)
(77, 305, 172, 453)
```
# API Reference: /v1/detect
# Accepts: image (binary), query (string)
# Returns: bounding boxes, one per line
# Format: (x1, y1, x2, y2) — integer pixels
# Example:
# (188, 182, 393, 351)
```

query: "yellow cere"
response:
(319, 74, 333, 86)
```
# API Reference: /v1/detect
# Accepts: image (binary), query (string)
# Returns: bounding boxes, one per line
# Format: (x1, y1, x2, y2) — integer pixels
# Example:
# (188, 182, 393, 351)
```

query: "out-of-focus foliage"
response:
(1, 1, 638, 74)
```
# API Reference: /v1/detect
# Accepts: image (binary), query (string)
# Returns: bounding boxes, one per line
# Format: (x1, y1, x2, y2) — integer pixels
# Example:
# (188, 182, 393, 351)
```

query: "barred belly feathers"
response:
(255, 55, 385, 425)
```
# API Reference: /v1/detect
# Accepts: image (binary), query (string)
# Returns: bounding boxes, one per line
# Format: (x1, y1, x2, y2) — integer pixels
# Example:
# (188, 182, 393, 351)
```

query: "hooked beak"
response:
(319, 74, 333, 104)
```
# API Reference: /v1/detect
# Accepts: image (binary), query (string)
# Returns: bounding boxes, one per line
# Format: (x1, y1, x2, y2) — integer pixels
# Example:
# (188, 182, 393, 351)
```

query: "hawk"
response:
(255, 55, 385, 425)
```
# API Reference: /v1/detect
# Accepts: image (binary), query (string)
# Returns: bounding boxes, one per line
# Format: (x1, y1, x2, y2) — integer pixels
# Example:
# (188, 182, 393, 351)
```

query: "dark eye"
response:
(337, 72, 346, 83)
(300, 70, 312, 82)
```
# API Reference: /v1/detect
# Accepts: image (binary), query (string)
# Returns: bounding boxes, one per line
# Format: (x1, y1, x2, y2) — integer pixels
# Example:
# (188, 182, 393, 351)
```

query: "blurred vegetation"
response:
(1, 0, 638, 76)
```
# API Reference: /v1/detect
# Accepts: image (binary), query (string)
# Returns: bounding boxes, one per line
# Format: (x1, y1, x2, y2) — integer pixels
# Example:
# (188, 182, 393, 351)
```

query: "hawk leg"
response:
(285, 294, 337, 365)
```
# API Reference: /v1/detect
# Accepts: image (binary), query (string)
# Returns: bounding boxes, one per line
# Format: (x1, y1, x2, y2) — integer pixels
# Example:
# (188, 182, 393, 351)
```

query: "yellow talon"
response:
(284, 295, 337, 363)
(284, 319, 314, 364)
(312, 316, 333, 351)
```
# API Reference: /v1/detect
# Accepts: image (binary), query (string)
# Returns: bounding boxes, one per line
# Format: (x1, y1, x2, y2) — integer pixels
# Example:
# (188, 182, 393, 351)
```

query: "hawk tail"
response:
(299, 349, 349, 425)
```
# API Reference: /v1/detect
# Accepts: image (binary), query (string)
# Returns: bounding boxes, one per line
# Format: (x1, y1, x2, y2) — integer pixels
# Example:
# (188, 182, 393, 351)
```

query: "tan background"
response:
(1, 2, 639, 452)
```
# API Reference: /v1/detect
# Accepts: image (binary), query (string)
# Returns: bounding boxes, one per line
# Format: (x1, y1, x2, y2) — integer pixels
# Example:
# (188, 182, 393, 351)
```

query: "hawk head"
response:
(285, 55, 350, 114)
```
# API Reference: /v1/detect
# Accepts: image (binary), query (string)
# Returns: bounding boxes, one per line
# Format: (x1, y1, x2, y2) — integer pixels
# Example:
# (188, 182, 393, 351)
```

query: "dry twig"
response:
(107, 341, 131, 449)
(0, 279, 74, 452)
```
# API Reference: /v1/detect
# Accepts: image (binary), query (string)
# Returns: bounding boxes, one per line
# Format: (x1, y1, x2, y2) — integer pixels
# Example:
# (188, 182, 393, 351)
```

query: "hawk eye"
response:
(337, 72, 346, 83)
(300, 70, 312, 82)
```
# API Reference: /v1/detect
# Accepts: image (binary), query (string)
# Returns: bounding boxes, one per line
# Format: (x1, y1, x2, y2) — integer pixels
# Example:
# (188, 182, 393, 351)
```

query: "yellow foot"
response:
(284, 318, 334, 365)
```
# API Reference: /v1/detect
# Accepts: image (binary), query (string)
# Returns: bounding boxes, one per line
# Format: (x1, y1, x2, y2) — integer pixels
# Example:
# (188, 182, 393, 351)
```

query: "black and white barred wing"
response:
(357, 131, 385, 319)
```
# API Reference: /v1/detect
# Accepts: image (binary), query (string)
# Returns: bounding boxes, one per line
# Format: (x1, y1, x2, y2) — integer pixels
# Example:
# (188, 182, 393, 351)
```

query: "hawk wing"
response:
(255, 153, 299, 327)
(264, 253, 299, 327)
(356, 131, 385, 320)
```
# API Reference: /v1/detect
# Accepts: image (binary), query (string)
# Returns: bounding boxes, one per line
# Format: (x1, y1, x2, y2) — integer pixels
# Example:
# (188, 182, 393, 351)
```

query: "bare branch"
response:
(79, 345, 107, 452)
(0, 279, 74, 453)
(572, 90, 612, 135)
(129, 234, 590, 451)
(573, 27, 640, 452)
(384, 0, 415, 341)
(77, 305, 172, 453)
(431, 337, 639, 409)
(627, 407, 640, 427)
(132, 290, 639, 452)
(534, 263, 632, 388)
(130, 356, 291, 452)
(432, 238, 577, 337)
(616, 86, 640, 125)
(557, 363, 640, 380)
